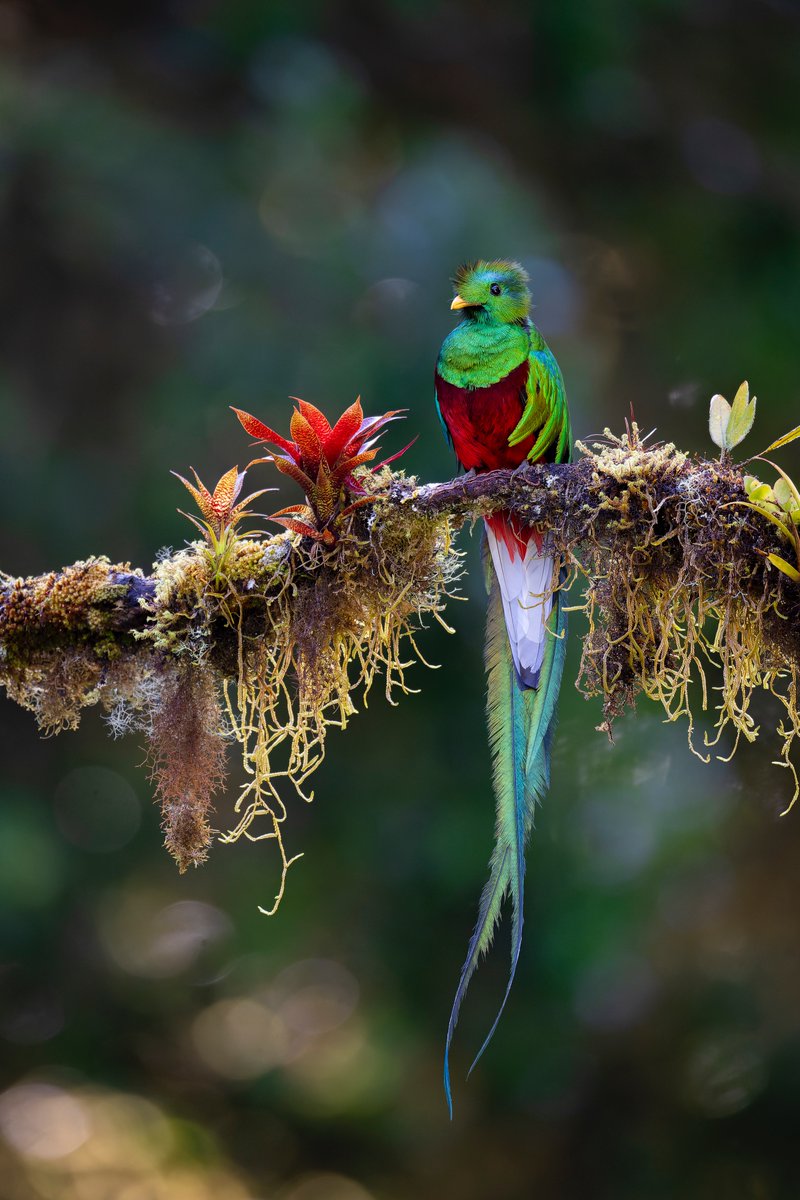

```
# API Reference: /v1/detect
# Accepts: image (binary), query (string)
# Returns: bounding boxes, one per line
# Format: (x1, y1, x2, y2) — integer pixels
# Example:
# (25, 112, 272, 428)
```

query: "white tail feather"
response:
(484, 518, 555, 690)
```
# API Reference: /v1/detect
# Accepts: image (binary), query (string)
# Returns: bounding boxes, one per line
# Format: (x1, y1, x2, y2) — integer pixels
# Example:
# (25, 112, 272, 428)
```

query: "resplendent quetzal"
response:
(434, 259, 572, 1113)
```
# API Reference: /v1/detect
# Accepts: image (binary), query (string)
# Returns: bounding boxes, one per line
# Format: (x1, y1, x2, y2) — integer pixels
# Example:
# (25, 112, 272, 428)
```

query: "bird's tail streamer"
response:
(443, 528, 567, 1116)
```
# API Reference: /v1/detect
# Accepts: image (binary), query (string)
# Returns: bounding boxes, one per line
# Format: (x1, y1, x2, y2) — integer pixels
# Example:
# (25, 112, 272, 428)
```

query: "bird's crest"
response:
(453, 259, 529, 291)
(450, 260, 532, 324)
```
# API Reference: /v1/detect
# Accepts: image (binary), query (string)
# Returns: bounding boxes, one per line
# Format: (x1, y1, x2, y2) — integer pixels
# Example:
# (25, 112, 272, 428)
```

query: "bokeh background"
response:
(0, 2, 800, 1197)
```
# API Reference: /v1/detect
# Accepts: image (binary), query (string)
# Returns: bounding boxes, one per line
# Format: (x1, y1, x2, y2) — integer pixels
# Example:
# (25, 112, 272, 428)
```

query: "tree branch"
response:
(2, 428, 799, 881)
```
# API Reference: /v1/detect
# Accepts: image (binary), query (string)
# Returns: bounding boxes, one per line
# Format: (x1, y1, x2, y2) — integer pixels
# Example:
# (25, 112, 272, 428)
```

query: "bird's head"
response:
(450, 259, 531, 324)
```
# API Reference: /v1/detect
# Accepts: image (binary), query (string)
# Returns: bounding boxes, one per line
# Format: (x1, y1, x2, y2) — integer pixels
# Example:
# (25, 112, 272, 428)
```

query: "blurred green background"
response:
(1, 1, 800, 1197)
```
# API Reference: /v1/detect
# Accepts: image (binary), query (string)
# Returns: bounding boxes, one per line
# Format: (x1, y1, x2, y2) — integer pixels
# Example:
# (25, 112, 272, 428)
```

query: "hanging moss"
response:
(1, 434, 799, 903)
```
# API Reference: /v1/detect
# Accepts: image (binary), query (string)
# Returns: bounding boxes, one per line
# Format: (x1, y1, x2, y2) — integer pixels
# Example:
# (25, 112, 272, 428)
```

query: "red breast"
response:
(435, 359, 534, 471)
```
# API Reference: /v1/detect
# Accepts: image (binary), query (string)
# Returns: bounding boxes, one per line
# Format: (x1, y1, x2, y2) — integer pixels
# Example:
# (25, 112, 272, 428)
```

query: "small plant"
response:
(709, 380, 757, 456)
(232, 397, 407, 544)
(2, 386, 799, 908)
(172, 465, 270, 585)
(707, 387, 800, 583)
(742, 463, 800, 582)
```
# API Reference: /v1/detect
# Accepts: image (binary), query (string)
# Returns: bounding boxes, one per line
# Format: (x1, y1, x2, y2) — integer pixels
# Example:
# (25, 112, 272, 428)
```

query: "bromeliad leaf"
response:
(324, 398, 367, 464)
(271, 457, 316, 494)
(709, 393, 732, 450)
(726, 380, 757, 449)
(289, 409, 325, 467)
(230, 408, 296, 456)
(210, 465, 245, 517)
(292, 397, 332, 439)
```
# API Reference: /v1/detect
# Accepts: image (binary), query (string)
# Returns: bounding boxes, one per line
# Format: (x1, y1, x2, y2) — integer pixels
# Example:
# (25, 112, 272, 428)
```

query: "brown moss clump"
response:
(214, 471, 460, 913)
(568, 427, 800, 811)
(0, 490, 458, 903)
(0, 558, 147, 732)
(147, 664, 228, 871)
(2, 435, 799, 895)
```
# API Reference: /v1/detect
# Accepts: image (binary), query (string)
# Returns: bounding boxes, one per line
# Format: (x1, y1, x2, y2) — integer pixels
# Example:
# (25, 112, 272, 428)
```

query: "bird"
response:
(434, 259, 572, 1113)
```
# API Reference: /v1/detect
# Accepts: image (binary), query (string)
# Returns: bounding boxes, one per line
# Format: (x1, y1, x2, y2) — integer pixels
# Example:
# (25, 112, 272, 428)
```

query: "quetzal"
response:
(434, 259, 572, 1112)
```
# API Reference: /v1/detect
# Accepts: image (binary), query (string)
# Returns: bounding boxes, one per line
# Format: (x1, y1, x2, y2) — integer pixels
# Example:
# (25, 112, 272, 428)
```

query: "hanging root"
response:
(1, 437, 799, 898)
(212, 475, 462, 912)
(564, 428, 800, 811)
(0, 470, 460, 904)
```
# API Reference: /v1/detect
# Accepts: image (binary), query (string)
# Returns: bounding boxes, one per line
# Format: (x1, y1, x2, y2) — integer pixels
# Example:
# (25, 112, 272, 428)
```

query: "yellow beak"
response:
(450, 294, 470, 310)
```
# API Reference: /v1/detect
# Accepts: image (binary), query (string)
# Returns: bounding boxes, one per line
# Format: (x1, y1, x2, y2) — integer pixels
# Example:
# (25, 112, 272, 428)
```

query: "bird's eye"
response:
(490, 283, 502, 296)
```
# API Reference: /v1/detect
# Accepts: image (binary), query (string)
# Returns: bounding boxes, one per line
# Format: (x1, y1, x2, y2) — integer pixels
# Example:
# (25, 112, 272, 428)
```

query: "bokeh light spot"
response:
(0, 808, 64, 910)
(270, 958, 359, 1039)
(191, 997, 289, 1080)
(283, 1022, 396, 1116)
(98, 893, 232, 978)
(150, 244, 223, 326)
(683, 1034, 766, 1117)
(682, 117, 761, 195)
(54, 765, 141, 853)
(0, 1083, 90, 1160)
(282, 1173, 374, 1200)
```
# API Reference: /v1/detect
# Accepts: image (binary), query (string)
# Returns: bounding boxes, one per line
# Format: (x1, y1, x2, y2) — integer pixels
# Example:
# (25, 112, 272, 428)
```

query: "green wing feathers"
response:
(508, 347, 572, 463)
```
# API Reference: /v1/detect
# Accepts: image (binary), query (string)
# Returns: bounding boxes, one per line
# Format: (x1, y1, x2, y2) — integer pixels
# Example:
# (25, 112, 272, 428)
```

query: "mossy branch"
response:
(2, 427, 799, 896)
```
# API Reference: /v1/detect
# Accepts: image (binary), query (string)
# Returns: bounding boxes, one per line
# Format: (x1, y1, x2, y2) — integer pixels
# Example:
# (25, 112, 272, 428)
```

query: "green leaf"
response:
(739, 501, 792, 540)
(767, 553, 800, 582)
(725, 380, 756, 449)
(764, 424, 800, 453)
(709, 393, 731, 449)
(746, 481, 775, 505)
(759, 458, 800, 513)
(774, 478, 796, 512)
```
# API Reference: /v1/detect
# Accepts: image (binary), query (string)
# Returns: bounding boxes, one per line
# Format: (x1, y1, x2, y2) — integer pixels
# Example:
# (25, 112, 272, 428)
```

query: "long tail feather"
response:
(443, 533, 567, 1116)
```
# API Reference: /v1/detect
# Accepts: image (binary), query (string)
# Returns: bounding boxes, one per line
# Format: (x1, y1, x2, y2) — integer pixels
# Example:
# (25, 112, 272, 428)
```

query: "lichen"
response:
(2, 434, 799, 897)
(0, 558, 146, 731)
(568, 428, 800, 812)
(214, 471, 461, 913)
(0, 476, 458, 901)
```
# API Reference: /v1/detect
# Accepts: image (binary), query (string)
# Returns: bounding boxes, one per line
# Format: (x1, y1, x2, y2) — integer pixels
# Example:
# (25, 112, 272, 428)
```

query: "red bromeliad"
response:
(232, 397, 408, 545)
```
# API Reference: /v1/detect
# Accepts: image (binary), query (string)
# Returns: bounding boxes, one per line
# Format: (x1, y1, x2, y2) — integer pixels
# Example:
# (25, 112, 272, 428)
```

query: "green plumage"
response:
(443, 549, 567, 1112)
(510, 338, 573, 463)
(437, 259, 572, 1115)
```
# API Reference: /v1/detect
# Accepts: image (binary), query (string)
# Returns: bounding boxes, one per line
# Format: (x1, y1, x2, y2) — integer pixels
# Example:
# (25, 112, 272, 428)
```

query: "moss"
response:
(147, 664, 228, 872)
(0, 558, 137, 661)
(1, 437, 799, 890)
(0, 559, 150, 732)
(213, 479, 460, 913)
(566, 429, 800, 811)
